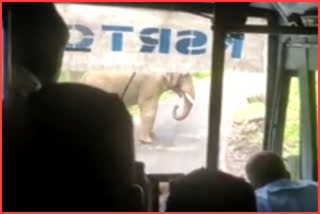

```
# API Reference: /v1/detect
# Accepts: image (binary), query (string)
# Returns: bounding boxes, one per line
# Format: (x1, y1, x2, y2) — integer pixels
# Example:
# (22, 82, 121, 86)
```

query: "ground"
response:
(225, 115, 264, 178)
(134, 71, 267, 175)
(60, 70, 300, 176)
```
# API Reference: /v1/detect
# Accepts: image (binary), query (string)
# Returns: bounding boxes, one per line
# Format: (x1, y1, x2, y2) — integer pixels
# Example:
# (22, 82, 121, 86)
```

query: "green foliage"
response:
(58, 70, 71, 82)
(283, 78, 300, 158)
(128, 91, 176, 117)
(160, 90, 175, 101)
(234, 102, 265, 123)
(129, 76, 211, 117)
(283, 76, 318, 158)
(233, 78, 301, 159)
(128, 105, 140, 116)
(192, 71, 211, 81)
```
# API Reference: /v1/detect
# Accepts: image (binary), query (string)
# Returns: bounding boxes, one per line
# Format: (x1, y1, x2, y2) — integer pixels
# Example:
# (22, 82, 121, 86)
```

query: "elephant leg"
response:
(151, 131, 156, 138)
(138, 98, 158, 144)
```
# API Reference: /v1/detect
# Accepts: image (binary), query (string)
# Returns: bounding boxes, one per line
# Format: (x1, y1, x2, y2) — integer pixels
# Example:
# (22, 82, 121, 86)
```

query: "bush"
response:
(58, 70, 71, 82)
(283, 78, 300, 158)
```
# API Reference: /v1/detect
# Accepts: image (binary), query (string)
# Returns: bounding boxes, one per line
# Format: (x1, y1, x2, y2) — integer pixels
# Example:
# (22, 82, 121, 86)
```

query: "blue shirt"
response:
(255, 179, 318, 212)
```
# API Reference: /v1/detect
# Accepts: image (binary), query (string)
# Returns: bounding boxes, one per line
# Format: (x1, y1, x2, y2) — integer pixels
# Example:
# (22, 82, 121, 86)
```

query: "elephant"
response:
(81, 71, 195, 144)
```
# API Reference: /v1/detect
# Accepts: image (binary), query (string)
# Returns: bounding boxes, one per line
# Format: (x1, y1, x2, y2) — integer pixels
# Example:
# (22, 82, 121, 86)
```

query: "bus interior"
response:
(2, 2, 318, 212)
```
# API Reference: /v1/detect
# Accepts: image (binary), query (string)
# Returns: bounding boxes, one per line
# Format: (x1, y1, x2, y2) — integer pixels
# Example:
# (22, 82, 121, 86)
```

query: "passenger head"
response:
(245, 151, 290, 189)
(6, 3, 69, 95)
(166, 168, 256, 212)
(3, 83, 140, 211)
(3, 3, 69, 151)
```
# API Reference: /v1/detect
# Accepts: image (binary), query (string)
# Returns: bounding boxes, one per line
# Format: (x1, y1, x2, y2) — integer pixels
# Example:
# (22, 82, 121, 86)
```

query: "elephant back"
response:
(80, 71, 142, 106)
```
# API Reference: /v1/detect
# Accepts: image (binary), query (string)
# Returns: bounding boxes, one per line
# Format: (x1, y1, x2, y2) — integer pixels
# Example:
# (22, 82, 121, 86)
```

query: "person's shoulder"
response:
(290, 179, 317, 187)
(255, 193, 271, 212)
(301, 179, 318, 186)
(255, 179, 288, 192)
(263, 179, 318, 194)
(255, 185, 270, 199)
(297, 180, 318, 189)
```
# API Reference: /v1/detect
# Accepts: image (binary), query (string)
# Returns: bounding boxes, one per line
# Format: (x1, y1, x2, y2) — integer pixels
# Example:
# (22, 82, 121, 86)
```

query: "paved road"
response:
(133, 72, 266, 174)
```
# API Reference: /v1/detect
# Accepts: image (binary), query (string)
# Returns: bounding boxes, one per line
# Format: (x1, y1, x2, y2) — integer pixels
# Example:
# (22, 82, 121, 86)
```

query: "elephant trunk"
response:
(173, 92, 195, 121)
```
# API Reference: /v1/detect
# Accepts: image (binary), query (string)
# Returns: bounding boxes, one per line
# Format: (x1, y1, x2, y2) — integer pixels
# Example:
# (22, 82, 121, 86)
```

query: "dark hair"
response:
(7, 3, 69, 84)
(245, 151, 290, 188)
(166, 168, 256, 212)
(3, 83, 135, 211)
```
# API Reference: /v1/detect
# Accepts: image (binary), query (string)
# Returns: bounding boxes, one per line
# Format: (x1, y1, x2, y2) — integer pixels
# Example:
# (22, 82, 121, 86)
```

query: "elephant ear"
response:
(163, 72, 183, 89)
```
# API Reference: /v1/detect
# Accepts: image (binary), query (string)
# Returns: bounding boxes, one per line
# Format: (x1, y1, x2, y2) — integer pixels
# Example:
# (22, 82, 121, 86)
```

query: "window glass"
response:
(219, 18, 268, 178)
(56, 4, 270, 176)
(55, 3, 212, 174)
(283, 78, 300, 179)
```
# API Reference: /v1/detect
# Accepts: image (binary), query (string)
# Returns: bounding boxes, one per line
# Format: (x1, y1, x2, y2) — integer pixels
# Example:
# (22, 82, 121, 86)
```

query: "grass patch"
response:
(233, 76, 317, 160)
(192, 71, 211, 80)
(58, 71, 71, 82)
(232, 77, 302, 159)
(283, 78, 300, 158)
(234, 102, 265, 123)
(57, 70, 211, 117)
(128, 91, 176, 117)
(128, 105, 140, 116)
(160, 90, 175, 102)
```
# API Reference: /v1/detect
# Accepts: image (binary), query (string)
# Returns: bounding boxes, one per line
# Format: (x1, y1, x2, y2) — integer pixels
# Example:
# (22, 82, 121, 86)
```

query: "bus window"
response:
(283, 73, 318, 180)
(218, 18, 268, 178)
(55, 4, 272, 175)
(283, 77, 300, 179)
(55, 3, 213, 174)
